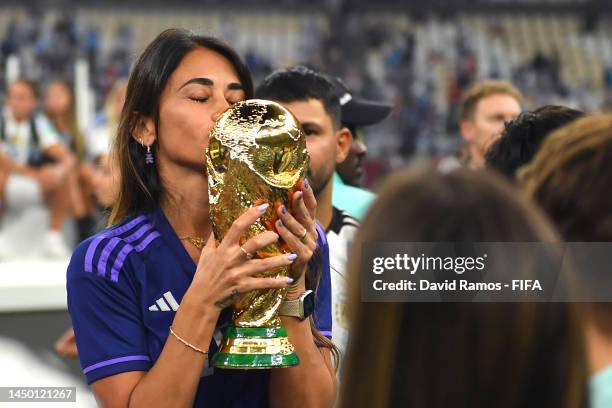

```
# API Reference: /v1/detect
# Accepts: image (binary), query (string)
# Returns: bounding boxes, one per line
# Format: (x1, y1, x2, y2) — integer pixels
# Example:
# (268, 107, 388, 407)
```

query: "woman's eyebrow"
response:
(227, 82, 243, 91)
(179, 77, 213, 90)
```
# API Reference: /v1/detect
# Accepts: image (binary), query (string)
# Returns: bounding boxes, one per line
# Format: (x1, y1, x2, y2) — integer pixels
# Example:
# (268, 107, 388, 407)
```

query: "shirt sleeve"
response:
(34, 115, 60, 150)
(67, 238, 151, 384)
(311, 222, 333, 340)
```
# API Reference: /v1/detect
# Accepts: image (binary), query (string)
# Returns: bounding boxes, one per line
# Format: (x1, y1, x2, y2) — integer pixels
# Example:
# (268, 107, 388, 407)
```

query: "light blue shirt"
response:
(332, 172, 375, 221)
(591, 366, 612, 408)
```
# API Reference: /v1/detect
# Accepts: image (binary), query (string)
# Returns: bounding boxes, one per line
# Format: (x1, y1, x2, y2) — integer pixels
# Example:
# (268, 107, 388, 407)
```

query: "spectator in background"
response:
(90, 153, 118, 211)
(328, 76, 392, 220)
(88, 79, 127, 161)
(44, 80, 85, 160)
(520, 114, 612, 408)
(0, 78, 76, 257)
(44, 79, 98, 240)
(485, 105, 584, 179)
(341, 168, 588, 408)
(80, 78, 127, 218)
(459, 80, 522, 168)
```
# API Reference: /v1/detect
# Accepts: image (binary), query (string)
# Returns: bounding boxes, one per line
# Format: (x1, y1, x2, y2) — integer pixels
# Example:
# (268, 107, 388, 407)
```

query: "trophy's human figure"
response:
(66, 29, 337, 407)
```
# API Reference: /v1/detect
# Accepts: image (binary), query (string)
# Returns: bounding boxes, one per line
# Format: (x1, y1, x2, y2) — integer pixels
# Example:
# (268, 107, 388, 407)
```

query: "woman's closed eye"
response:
(189, 96, 210, 103)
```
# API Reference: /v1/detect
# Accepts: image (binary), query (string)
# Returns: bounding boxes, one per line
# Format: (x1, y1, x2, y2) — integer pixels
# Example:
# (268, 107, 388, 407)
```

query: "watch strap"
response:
(279, 297, 303, 319)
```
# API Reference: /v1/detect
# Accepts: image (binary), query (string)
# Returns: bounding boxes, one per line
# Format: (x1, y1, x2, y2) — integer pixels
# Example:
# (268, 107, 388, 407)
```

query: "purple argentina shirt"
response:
(67, 207, 332, 407)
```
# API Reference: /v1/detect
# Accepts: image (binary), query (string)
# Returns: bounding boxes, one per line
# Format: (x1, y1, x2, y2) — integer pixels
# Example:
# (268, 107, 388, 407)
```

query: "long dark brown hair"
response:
(109, 28, 337, 363)
(341, 168, 588, 408)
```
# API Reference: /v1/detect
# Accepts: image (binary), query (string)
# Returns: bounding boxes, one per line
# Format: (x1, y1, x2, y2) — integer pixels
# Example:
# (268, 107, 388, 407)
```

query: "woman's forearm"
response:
(269, 283, 337, 408)
(128, 295, 218, 407)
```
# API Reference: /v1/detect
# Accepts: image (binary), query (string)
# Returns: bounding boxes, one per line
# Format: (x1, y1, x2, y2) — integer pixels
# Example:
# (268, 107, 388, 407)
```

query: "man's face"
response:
(337, 129, 367, 187)
(282, 99, 338, 197)
(7, 81, 37, 122)
(462, 93, 521, 167)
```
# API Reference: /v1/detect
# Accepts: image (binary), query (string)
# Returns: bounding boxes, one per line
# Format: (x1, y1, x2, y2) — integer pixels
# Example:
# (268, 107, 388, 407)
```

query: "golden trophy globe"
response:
(206, 99, 309, 369)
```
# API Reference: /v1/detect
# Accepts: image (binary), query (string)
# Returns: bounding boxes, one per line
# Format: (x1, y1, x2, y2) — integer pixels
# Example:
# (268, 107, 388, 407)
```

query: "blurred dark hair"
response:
(255, 66, 341, 127)
(110, 29, 254, 224)
(341, 168, 587, 408)
(486, 105, 584, 179)
(521, 113, 612, 242)
(521, 114, 612, 337)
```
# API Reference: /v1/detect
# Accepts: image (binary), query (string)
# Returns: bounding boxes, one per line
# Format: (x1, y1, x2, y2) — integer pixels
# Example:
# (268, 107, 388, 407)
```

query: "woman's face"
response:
(45, 82, 72, 116)
(155, 47, 246, 171)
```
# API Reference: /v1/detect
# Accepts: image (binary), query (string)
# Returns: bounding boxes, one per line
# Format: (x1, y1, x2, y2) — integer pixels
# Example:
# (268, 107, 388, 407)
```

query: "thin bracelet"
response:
(169, 326, 208, 355)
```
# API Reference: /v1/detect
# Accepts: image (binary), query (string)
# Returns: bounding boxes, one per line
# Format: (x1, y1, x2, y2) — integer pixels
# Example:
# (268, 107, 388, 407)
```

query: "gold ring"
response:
(240, 246, 253, 260)
(299, 229, 308, 241)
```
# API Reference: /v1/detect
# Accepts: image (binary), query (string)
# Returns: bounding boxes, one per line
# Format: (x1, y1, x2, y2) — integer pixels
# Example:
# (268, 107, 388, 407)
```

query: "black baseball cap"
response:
(327, 76, 393, 126)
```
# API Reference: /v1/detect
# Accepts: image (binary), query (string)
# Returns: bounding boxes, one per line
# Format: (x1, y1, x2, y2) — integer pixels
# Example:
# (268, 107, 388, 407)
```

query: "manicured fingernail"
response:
(296, 192, 303, 200)
(273, 233, 279, 240)
(286, 277, 294, 284)
(257, 203, 269, 212)
(304, 179, 310, 189)
(287, 253, 298, 261)
(281, 205, 287, 214)
(278, 219, 283, 228)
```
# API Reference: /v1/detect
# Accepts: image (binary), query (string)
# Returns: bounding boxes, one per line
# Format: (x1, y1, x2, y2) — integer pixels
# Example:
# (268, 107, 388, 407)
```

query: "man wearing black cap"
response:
(328, 77, 393, 220)
(256, 67, 362, 370)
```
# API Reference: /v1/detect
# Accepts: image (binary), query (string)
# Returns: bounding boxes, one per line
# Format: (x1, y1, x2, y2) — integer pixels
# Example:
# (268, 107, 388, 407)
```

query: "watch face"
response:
(302, 290, 315, 318)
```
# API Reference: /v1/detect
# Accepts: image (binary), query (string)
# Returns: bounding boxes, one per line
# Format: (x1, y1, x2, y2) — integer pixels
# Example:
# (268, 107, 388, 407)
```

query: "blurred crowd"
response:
(0, 77, 125, 258)
(0, 8, 132, 106)
(0, 6, 612, 252)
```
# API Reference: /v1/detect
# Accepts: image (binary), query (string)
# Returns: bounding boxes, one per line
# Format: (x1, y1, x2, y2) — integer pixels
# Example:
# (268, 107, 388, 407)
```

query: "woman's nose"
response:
(211, 97, 231, 122)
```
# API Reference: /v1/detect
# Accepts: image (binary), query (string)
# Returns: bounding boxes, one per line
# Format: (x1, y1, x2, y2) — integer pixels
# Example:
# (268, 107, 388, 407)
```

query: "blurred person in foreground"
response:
(520, 114, 612, 408)
(0, 78, 77, 257)
(328, 76, 392, 220)
(341, 168, 588, 408)
(486, 105, 584, 179)
(256, 66, 357, 368)
(457, 80, 522, 168)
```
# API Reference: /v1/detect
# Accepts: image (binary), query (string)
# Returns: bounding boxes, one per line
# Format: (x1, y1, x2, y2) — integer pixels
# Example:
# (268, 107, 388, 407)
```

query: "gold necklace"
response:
(179, 236, 207, 250)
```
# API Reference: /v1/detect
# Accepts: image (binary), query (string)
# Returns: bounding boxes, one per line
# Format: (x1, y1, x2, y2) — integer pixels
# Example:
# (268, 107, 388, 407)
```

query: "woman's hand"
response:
(275, 179, 318, 292)
(187, 202, 297, 315)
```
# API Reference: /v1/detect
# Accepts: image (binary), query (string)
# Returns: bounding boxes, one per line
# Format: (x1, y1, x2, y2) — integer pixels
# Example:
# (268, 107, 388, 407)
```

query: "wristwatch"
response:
(279, 290, 314, 320)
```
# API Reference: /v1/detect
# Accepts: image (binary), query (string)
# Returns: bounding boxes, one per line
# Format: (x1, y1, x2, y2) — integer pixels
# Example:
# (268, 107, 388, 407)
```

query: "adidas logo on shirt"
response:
(149, 291, 180, 312)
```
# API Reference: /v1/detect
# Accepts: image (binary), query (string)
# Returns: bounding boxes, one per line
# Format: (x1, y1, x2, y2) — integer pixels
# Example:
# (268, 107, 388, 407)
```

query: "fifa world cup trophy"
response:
(206, 99, 309, 368)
